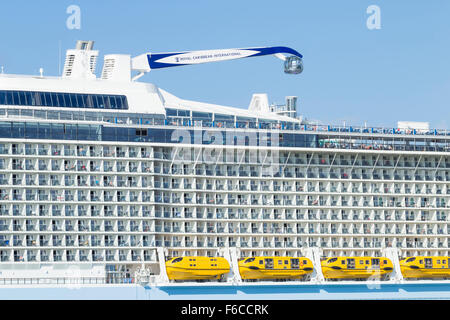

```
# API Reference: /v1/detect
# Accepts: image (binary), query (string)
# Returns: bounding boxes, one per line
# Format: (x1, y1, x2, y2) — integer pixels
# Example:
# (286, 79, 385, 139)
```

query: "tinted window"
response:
(44, 92, 52, 106)
(51, 123, 65, 139)
(38, 123, 51, 139)
(0, 91, 6, 105)
(25, 122, 38, 139)
(12, 91, 20, 105)
(166, 109, 177, 117)
(63, 93, 72, 107)
(6, 91, 13, 104)
(109, 96, 117, 109)
(0, 91, 128, 110)
(0, 122, 11, 137)
(11, 122, 25, 137)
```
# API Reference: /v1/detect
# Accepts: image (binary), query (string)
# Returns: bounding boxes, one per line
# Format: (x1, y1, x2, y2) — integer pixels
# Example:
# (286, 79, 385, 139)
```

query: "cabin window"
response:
(291, 259, 300, 269)
(136, 129, 148, 137)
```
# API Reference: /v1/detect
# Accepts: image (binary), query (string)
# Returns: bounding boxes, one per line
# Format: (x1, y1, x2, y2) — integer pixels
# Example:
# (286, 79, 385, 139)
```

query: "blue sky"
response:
(1, 1, 449, 128)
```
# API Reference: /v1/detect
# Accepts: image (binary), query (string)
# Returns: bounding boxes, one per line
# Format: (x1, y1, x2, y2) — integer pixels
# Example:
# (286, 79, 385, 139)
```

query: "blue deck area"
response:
(0, 282, 448, 300)
(146, 281, 450, 300)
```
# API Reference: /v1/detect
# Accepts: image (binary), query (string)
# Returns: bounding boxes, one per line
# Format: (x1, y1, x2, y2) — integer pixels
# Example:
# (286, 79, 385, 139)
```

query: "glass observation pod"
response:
(284, 56, 303, 74)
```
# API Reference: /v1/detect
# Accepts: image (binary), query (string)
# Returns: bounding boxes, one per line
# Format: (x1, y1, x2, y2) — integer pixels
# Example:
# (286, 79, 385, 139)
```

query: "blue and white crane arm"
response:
(131, 46, 303, 80)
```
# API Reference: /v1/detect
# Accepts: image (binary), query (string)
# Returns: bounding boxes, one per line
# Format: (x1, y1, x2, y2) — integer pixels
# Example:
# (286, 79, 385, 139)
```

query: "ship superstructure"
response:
(0, 41, 448, 284)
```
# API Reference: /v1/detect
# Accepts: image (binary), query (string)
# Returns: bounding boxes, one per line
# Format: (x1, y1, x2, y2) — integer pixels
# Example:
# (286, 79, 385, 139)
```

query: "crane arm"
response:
(131, 46, 303, 79)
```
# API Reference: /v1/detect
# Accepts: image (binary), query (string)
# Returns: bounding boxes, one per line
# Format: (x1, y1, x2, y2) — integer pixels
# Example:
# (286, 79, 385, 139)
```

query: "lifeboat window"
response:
(245, 258, 255, 263)
(259, 260, 263, 265)
(371, 258, 380, 265)
(291, 258, 300, 269)
(285, 260, 289, 265)
(172, 257, 183, 263)
(341, 260, 345, 265)
(406, 257, 415, 263)
(384, 260, 388, 264)
(437, 260, 440, 264)
(359, 260, 364, 265)
(327, 258, 337, 263)
(265, 258, 274, 269)
(425, 258, 433, 269)
(303, 260, 308, 265)
(347, 259, 355, 269)
(278, 260, 283, 265)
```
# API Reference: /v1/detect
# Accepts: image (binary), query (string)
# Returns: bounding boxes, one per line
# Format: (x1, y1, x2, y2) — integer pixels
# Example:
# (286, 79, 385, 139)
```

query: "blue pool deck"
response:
(0, 281, 449, 300)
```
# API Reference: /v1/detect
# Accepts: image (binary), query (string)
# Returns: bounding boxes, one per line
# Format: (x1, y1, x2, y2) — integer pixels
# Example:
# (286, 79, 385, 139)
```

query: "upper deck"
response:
(0, 98, 449, 153)
(0, 66, 448, 153)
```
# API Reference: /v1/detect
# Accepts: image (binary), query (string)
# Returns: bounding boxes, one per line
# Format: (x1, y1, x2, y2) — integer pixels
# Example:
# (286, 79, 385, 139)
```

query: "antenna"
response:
(1, 66, 3, 74)
(58, 40, 62, 76)
(39, 68, 44, 77)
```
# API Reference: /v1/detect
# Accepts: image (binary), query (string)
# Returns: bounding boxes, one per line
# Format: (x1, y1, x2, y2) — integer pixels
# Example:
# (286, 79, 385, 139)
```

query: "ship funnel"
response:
(62, 40, 98, 79)
(101, 54, 132, 82)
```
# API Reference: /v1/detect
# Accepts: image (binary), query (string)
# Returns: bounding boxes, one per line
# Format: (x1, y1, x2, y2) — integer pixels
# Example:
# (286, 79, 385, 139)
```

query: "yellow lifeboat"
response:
(321, 256, 393, 280)
(400, 256, 450, 279)
(238, 256, 314, 280)
(165, 256, 230, 281)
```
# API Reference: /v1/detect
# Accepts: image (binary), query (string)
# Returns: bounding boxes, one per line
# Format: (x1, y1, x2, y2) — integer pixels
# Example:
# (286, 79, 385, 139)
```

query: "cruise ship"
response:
(0, 41, 449, 300)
